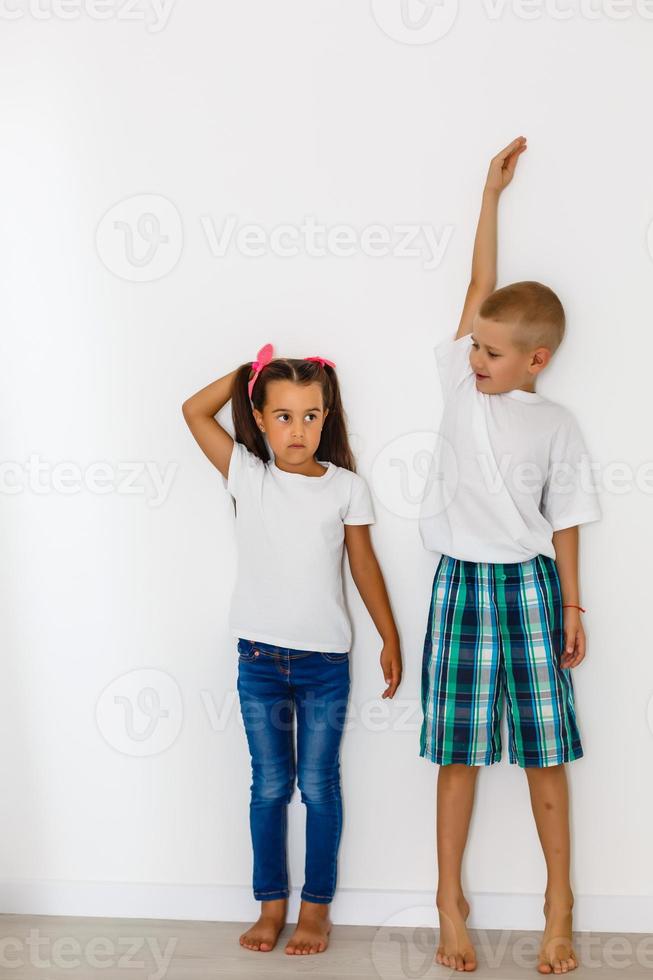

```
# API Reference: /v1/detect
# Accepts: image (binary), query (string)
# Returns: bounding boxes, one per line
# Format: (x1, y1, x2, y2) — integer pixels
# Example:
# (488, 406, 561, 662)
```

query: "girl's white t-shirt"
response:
(418, 332, 602, 563)
(222, 441, 376, 652)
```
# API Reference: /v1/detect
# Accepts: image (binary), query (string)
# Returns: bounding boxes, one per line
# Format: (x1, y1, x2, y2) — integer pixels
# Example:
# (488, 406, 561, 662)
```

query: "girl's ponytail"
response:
(231, 362, 270, 460)
(314, 365, 356, 472)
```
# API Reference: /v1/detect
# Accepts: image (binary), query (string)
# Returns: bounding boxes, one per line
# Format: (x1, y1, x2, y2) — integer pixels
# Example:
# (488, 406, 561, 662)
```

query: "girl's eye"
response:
(488, 352, 499, 358)
(276, 413, 317, 422)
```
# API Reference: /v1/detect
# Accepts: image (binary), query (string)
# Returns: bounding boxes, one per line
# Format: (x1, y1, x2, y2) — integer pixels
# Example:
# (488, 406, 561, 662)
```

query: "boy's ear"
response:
(530, 347, 552, 372)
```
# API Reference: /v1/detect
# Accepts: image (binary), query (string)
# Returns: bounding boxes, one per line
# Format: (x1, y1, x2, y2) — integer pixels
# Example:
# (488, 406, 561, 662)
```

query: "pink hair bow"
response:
(248, 343, 274, 399)
(304, 355, 336, 369)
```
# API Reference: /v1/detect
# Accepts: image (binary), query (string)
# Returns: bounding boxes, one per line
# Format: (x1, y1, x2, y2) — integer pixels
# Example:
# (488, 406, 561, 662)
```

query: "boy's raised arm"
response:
(455, 136, 527, 341)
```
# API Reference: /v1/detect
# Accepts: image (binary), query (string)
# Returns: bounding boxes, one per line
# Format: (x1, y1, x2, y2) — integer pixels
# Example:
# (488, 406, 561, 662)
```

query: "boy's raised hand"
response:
(454, 136, 528, 340)
(485, 136, 528, 194)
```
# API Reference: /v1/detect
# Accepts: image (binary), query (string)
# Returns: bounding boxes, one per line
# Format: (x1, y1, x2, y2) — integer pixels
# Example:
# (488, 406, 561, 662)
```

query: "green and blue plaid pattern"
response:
(419, 553, 583, 768)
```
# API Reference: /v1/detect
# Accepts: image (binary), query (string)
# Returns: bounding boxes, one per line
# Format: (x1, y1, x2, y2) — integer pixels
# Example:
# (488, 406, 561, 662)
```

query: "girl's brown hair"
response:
(231, 356, 356, 472)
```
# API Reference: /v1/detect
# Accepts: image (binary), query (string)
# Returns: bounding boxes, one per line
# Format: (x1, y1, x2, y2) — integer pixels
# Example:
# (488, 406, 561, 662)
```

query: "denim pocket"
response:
(237, 638, 258, 662)
(319, 651, 350, 664)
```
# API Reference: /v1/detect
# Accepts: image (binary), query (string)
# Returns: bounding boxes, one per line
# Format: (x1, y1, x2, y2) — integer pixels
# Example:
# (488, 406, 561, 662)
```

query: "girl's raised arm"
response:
(182, 369, 238, 481)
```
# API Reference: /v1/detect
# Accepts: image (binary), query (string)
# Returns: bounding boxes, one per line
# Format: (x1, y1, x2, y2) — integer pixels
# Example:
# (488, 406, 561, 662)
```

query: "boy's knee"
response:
(440, 762, 481, 777)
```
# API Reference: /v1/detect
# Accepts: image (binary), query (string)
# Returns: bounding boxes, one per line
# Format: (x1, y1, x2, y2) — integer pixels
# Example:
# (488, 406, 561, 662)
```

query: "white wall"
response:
(1, 0, 652, 934)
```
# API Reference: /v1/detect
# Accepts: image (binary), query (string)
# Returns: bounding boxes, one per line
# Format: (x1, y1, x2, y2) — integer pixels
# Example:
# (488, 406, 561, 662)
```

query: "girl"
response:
(182, 343, 402, 956)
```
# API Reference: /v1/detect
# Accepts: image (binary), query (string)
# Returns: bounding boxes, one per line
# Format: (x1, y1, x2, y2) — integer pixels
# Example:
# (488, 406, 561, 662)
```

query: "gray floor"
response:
(1, 914, 651, 978)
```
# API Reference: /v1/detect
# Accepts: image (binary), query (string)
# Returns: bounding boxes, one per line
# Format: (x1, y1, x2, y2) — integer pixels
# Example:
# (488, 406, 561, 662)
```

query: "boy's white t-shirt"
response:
(418, 332, 602, 563)
(222, 441, 376, 652)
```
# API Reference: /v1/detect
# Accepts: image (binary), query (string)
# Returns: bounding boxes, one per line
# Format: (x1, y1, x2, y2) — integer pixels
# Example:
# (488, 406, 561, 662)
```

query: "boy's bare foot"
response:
(537, 894, 578, 974)
(285, 899, 332, 954)
(238, 898, 287, 952)
(435, 891, 477, 972)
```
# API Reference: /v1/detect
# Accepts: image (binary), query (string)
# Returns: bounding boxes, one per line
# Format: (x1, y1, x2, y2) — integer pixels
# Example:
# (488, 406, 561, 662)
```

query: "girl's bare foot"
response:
(537, 894, 578, 974)
(285, 899, 332, 954)
(435, 891, 477, 972)
(238, 898, 287, 952)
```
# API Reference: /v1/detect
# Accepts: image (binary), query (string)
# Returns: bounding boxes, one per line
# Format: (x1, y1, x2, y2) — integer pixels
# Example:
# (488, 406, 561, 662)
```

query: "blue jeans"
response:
(236, 636, 350, 904)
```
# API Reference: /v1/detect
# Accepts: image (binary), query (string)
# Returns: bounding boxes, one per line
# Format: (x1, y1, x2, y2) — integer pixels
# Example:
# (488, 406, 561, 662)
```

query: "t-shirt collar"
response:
(271, 458, 335, 480)
(503, 388, 543, 403)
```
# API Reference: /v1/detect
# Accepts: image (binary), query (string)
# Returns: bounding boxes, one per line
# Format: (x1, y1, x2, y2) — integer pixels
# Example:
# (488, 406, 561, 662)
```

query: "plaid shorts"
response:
(419, 553, 583, 768)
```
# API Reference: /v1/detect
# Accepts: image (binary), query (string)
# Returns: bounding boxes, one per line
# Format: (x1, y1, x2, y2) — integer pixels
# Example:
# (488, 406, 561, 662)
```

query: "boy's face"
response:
(469, 315, 550, 394)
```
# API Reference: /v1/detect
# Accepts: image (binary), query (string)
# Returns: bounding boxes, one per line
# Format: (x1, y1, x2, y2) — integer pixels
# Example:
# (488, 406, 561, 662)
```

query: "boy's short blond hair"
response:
(479, 280, 565, 354)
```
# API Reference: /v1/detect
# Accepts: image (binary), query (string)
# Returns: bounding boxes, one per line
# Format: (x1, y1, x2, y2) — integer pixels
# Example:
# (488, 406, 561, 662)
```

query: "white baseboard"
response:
(0, 881, 651, 933)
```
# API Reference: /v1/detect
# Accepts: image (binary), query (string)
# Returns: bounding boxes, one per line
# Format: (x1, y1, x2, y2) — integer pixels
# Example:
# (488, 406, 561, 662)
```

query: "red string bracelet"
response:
(563, 604, 586, 612)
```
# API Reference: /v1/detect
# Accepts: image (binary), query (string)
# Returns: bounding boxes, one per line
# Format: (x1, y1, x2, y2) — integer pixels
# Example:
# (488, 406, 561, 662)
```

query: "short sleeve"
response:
(343, 473, 376, 526)
(434, 332, 474, 402)
(541, 414, 602, 531)
(222, 440, 265, 499)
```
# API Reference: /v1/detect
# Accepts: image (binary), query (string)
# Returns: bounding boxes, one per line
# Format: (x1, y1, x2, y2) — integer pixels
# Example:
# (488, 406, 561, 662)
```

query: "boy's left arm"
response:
(552, 525, 585, 669)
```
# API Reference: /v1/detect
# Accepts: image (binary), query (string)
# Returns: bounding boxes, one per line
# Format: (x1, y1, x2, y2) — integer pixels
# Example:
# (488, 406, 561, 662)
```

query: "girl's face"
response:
(253, 379, 329, 466)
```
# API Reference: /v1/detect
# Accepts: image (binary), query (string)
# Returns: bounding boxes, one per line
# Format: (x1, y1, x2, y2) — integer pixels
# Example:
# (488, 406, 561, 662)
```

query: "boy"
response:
(418, 137, 601, 974)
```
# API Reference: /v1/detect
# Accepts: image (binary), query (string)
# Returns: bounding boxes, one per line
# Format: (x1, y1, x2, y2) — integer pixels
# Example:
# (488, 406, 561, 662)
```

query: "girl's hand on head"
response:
(380, 640, 402, 699)
(484, 136, 527, 194)
(560, 608, 586, 669)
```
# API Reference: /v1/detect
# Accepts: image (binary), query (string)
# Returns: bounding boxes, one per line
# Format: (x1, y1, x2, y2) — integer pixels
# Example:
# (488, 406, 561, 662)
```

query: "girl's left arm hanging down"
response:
(344, 524, 402, 699)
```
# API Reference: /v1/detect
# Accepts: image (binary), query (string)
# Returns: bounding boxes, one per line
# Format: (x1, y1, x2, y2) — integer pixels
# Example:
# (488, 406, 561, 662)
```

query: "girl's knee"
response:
(251, 761, 295, 803)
